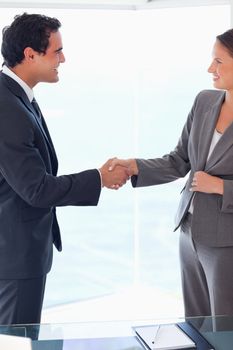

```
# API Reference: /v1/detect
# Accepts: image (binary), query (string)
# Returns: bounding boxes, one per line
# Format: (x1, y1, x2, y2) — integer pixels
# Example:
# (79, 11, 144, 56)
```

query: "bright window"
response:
(0, 4, 230, 317)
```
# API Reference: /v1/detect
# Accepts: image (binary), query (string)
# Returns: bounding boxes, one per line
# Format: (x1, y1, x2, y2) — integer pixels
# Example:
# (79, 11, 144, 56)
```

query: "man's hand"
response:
(99, 158, 130, 189)
(108, 158, 139, 176)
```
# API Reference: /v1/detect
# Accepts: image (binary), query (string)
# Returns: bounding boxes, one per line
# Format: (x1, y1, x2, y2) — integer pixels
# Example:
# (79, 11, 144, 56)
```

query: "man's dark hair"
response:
(1, 13, 61, 67)
(217, 28, 233, 58)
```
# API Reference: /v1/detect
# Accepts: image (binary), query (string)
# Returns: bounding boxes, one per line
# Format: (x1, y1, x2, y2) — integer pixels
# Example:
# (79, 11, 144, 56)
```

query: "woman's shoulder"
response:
(196, 89, 225, 101)
(192, 89, 225, 110)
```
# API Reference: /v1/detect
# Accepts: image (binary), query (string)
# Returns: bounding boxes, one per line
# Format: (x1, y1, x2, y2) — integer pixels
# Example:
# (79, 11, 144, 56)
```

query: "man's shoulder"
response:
(0, 71, 23, 102)
(0, 71, 6, 85)
(0, 71, 12, 92)
(0, 72, 12, 100)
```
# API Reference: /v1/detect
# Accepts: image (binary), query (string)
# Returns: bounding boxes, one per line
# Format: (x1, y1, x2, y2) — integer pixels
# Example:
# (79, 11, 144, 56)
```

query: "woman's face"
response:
(208, 40, 233, 92)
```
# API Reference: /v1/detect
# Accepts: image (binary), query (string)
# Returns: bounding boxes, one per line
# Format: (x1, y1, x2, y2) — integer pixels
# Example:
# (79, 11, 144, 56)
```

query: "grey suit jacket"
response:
(132, 89, 233, 247)
(0, 71, 101, 279)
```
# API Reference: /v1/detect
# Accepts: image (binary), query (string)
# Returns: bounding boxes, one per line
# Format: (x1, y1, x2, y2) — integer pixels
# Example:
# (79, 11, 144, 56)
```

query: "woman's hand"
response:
(108, 158, 139, 176)
(190, 171, 223, 195)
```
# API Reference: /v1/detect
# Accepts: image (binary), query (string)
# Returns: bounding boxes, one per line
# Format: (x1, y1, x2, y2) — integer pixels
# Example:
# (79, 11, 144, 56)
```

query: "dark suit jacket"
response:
(0, 71, 101, 278)
(132, 89, 233, 247)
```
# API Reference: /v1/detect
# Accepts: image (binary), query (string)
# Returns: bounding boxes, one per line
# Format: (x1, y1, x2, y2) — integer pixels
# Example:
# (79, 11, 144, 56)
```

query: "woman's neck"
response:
(224, 91, 233, 109)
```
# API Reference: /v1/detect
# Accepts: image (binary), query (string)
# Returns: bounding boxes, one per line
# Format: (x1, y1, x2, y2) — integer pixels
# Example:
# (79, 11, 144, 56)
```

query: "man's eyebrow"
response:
(55, 47, 63, 53)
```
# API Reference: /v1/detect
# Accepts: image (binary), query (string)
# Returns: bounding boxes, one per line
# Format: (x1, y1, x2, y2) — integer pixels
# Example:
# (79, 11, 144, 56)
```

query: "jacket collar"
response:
(2, 65, 33, 102)
(0, 71, 35, 114)
(197, 90, 225, 171)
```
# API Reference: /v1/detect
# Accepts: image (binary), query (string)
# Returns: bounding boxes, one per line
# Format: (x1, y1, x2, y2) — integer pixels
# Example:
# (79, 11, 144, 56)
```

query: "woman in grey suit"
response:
(110, 28, 233, 317)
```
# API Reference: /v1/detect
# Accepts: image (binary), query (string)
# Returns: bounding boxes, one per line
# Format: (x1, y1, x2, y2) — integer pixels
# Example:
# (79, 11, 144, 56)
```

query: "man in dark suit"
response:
(0, 13, 129, 325)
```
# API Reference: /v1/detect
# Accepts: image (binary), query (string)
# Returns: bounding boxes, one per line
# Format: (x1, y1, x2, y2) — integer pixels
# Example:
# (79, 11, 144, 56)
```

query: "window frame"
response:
(0, 0, 230, 10)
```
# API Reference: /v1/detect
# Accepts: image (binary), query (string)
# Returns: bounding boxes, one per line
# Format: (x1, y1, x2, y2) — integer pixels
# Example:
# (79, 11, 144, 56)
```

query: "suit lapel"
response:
(31, 108, 58, 174)
(1, 73, 58, 174)
(205, 121, 233, 171)
(28, 101, 52, 144)
(197, 91, 225, 170)
(27, 101, 58, 174)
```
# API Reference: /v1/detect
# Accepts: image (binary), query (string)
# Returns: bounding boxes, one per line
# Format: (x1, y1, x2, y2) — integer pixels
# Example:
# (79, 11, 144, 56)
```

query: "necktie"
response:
(31, 98, 42, 121)
(30, 98, 58, 176)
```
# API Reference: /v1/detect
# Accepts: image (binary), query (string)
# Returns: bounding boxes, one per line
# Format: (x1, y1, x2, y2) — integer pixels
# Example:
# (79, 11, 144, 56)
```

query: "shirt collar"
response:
(2, 65, 34, 102)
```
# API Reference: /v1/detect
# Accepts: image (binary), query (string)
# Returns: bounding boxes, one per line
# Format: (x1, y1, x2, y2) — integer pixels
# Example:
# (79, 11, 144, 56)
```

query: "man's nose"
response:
(60, 52, 65, 63)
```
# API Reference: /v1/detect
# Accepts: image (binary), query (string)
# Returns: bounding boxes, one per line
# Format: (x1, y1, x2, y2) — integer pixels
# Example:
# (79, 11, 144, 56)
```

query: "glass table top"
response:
(188, 315, 233, 350)
(0, 316, 233, 349)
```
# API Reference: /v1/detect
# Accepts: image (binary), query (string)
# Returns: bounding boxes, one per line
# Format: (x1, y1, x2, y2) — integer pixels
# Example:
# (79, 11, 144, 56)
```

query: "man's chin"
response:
(43, 77, 59, 83)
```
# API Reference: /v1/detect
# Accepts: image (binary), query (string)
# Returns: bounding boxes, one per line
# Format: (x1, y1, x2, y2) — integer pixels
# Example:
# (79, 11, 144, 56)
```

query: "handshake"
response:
(99, 158, 139, 190)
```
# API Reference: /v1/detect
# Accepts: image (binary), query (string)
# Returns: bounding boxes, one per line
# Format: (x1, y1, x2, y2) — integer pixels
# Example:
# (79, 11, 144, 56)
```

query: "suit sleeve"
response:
(0, 97, 101, 208)
(131, 94, 201, 188)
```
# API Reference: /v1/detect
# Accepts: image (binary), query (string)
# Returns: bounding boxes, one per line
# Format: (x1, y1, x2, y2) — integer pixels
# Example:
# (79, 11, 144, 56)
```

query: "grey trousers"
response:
(0, 275, 46, 325)
(179, 213, 233, 317)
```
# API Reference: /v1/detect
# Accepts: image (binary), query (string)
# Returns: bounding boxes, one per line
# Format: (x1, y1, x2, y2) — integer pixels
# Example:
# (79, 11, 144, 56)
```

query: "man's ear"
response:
(24, 47, 35, 62)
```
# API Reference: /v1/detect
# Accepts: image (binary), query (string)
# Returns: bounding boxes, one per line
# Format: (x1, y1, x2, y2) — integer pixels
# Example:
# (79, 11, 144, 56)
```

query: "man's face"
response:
(32, 30, 65, 85)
